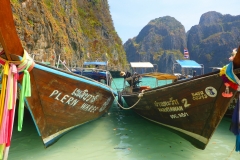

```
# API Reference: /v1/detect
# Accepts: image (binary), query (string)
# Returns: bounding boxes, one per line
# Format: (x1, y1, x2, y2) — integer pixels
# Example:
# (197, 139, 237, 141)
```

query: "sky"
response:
(108, 0, 239, 43)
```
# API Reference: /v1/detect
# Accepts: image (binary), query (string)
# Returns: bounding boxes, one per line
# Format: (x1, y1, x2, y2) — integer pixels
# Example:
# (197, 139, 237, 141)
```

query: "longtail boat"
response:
(71, 61, 113, 86)
(118, 56, 240, 149)
(0, 0, 117, 159)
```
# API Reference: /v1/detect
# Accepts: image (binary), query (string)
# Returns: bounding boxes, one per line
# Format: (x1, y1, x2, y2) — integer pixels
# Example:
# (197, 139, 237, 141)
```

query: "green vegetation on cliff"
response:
(9, 0, 127, 70)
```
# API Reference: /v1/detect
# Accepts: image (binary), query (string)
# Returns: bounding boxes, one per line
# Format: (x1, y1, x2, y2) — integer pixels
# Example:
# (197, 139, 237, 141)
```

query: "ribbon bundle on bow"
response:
(0, 50, 34, 159)
(221, 61, 240, 152)
(220, 62, 240, 97)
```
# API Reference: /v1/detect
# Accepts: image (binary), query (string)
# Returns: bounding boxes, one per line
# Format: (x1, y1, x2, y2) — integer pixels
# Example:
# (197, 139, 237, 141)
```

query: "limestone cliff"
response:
(187, 11, 240, 73)
(8, 0, 127, 70)
(124, 12, 240, 74)
(124, 16, 186, 73)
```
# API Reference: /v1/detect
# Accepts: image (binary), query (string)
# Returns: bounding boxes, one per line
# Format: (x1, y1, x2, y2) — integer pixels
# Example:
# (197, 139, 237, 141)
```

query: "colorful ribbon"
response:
(0, 50, 34, 159)
(220, 62, 240, 90)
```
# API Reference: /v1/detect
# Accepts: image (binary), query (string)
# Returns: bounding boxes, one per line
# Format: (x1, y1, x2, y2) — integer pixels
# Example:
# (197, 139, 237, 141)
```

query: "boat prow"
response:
(0, 0, 117, 159)
(119, 58, 240, 149)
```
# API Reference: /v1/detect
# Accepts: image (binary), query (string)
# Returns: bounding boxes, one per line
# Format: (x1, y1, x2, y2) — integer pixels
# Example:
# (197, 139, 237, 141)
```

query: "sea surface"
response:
(8, 78, 240, 160)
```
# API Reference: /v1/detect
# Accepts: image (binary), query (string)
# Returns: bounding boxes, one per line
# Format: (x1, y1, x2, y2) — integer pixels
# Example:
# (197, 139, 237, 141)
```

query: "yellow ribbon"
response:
(0, 62, 9, 127)
(0, 50, 34, 160)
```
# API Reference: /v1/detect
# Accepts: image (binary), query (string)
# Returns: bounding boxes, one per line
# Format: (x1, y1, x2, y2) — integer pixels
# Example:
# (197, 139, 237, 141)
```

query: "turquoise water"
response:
(112, 77, 172, 91)
(8, 78, 240, 160)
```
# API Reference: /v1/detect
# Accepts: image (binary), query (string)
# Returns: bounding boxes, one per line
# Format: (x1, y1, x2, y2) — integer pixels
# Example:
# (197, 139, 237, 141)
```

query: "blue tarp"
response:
(83, 62, 107, 66)
(176, 60, 202, 68)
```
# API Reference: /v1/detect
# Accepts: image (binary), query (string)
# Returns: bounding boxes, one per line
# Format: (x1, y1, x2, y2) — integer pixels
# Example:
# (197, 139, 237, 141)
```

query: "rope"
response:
(118, 90, 145, 110)
(108, 77, 146, 110)
(109, 85, 145, 110)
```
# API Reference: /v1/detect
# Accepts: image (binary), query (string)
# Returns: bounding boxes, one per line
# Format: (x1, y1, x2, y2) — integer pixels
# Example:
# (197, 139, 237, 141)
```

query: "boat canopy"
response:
(130, 62, 154, 68)
(141, 72, 177, 80)
(175, 60, 202, 68)
(83, 61, 107, 66)
(173, 60, 204, 75)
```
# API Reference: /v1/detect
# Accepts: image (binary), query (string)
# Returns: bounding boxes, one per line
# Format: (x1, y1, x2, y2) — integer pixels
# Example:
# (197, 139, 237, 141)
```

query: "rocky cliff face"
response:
(124, 16, 186, 73)
(9, 0, 127, 70)
(124, 11, 240, 74)
(187, 11, 240, 73)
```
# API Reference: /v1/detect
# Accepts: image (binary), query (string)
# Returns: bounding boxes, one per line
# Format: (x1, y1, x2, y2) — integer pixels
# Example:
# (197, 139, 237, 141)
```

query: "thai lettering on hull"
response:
(153, 86, 217, 119)
(80, 103, 98, 113)
(71, 88, 99, 103)
(191, 91, 208, 100)
(49, 88, 111, 113)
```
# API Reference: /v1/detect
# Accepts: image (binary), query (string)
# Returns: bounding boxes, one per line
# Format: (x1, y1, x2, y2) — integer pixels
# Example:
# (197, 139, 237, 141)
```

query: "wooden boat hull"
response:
(22, 63, 116, 147)
(121, 71, 237, 149)
(0, 0, 117, 152)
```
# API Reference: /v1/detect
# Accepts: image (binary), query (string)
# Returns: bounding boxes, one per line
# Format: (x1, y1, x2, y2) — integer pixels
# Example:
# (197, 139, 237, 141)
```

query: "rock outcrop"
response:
(187, 11, 240, 73)
(8, 0, 127, 70)
(124, 16, 186, 73)
(124, 12, 240, 74)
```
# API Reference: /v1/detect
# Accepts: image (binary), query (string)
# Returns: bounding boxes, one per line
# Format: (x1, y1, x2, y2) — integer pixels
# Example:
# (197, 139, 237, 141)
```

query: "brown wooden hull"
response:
(0, 0, 118, 150)
(121, 71, 238, 149)
(22, 63, 116, 147)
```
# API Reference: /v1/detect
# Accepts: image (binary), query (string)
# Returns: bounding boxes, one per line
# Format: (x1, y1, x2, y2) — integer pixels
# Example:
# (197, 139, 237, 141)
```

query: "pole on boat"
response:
(0, 0, 24, 59)
(57, 55, 61, 68)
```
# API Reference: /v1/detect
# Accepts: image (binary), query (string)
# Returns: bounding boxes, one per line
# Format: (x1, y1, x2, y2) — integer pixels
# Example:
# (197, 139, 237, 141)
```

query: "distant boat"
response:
(71, 61, 113, 86)
(0, 0, 117, 159)
(173, 59, 204, 79)
(118, 58, 240, 149)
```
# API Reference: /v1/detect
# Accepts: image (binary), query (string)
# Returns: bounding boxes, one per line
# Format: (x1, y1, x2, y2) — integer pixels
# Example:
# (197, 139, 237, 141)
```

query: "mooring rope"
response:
(109, 84, 145, 110)
(118, 90, 145, 110)
(108, 76, 146, 110)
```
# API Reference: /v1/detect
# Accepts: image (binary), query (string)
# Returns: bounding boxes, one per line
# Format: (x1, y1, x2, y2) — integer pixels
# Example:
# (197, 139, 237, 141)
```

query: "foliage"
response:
(44, 0, 53, 10)
(27, 20, 34, 26)
(152, 49, 183, 61)
(11, 0, 127, 70)
(11, 0, 19, 4)
(205, 54, 212, 62)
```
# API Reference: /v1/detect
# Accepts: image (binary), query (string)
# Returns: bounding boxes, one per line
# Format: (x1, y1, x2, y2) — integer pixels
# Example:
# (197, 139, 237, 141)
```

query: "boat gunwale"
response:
(122, 68, 240, 96)
(33, 61, 117, 95)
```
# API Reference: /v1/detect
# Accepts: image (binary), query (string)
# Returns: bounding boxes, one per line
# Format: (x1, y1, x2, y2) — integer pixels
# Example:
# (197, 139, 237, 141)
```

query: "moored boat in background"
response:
(71, 61, 113, 86)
